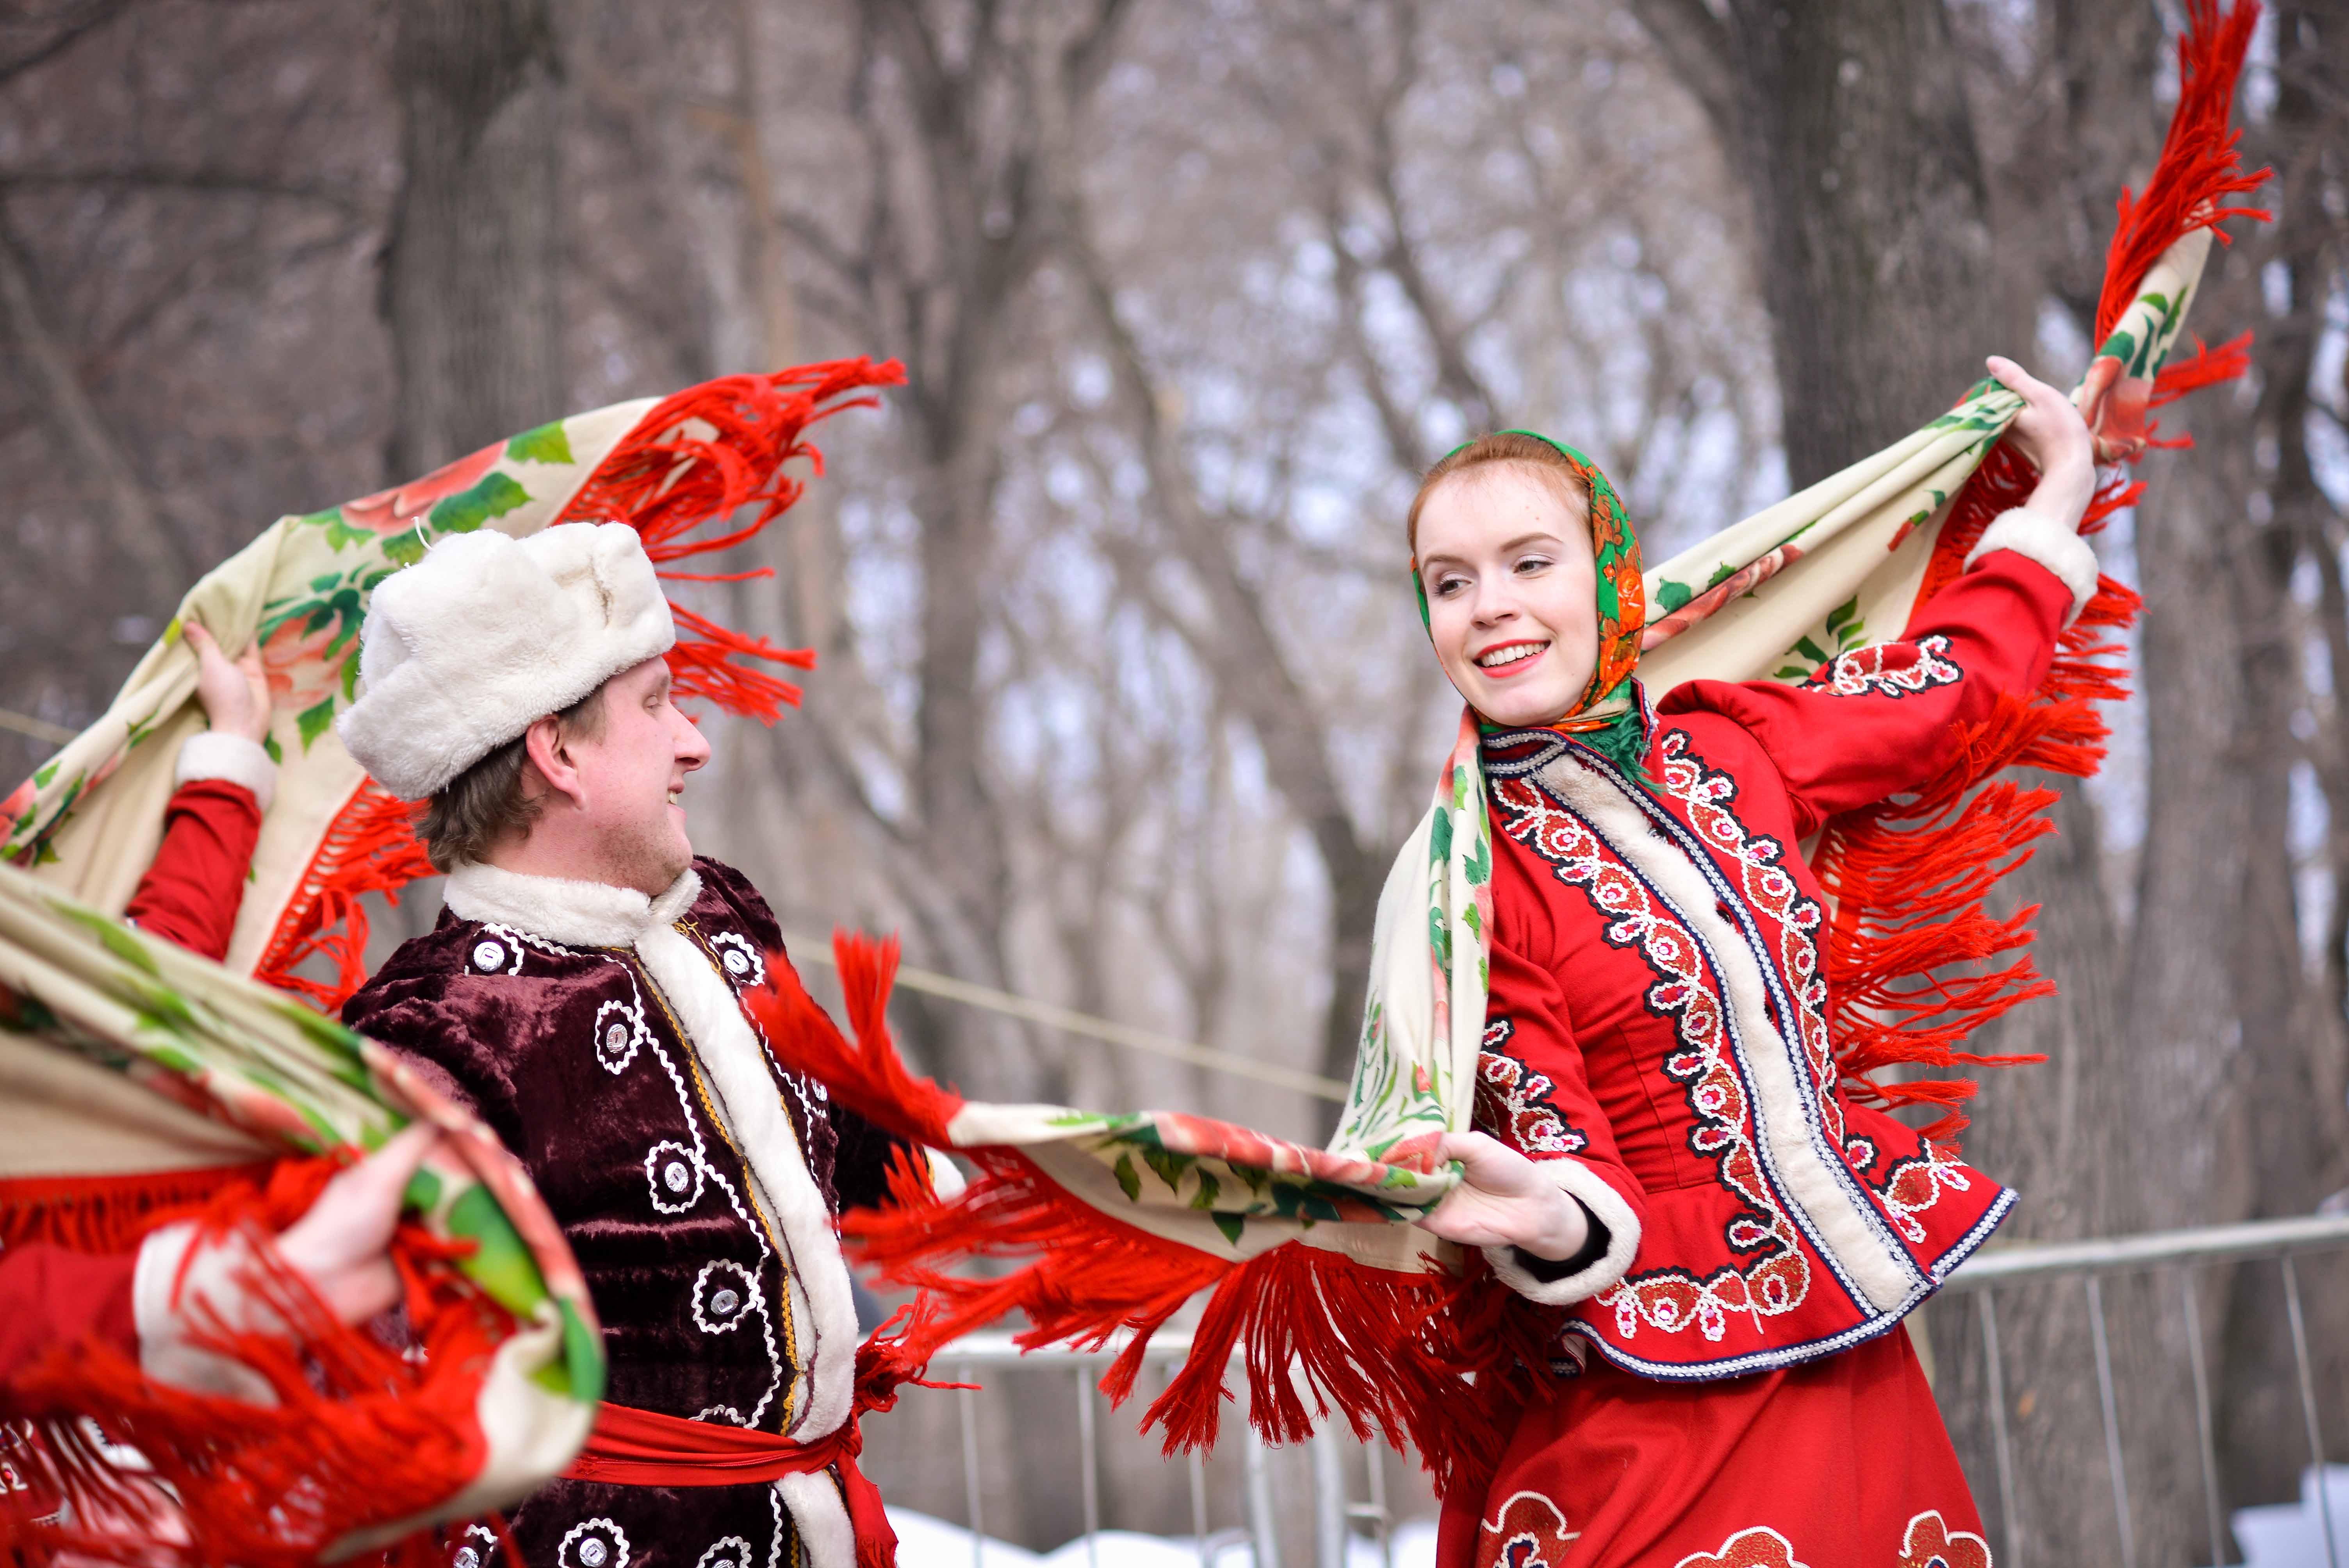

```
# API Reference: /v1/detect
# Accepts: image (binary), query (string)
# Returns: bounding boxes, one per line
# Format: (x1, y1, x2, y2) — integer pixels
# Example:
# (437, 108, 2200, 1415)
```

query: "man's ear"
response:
(522, 714, 585, 808)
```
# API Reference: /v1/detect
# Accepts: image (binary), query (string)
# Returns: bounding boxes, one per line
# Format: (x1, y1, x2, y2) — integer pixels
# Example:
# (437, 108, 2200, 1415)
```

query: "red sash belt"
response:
(564, 1402, 896, 1567)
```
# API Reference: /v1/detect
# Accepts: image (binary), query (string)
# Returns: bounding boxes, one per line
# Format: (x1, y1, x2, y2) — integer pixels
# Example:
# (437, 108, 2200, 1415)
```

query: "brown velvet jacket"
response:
(346, 856, 900, 1568)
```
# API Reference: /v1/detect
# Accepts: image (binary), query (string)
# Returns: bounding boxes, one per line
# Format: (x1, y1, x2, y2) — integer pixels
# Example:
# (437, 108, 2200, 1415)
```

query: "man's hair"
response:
(414, 684, 610, 872)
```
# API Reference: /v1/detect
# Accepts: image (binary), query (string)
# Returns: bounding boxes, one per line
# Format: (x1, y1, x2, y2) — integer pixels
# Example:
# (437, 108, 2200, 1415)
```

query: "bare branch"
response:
(0, 164, 365, 215)
(1627, 0, 1739, 147)
(0, 0, 133, 87)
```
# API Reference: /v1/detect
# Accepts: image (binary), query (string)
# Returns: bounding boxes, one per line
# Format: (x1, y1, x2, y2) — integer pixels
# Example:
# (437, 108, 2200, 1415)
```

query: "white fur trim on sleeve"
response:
(1964, 507, 2098, 627)
(1481, 1156, 1642, 1307)
(176, 732, 277, 812)
(132, 1222, 280, 1405)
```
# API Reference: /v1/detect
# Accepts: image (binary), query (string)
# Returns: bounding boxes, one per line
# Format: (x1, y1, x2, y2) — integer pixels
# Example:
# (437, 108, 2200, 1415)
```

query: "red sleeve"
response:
(1656, 549, 2075, 836)
(123, 780, 262, 962)
(0, 1244, 138, 1381)
(1473, 911, 1649, 1303)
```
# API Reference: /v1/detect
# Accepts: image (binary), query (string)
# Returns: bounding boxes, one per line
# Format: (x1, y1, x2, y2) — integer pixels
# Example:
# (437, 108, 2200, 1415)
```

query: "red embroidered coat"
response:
(1449, 542, 2078, 1568)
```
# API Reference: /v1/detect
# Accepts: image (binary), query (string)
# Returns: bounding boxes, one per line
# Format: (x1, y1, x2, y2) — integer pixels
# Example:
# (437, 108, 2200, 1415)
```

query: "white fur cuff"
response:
(1965, 507, 2098, 627)
(1482, 1156, 1642, 1307)
(176, 732, 277, 811)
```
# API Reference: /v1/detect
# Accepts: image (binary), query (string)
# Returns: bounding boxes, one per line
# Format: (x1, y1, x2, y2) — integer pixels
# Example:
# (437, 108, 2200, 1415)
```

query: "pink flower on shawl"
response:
(339, 438, 505, 535)
(1153, 1113, 1293, 1174)
(1, 778, 34, 824)
(259, 618, 343, 711)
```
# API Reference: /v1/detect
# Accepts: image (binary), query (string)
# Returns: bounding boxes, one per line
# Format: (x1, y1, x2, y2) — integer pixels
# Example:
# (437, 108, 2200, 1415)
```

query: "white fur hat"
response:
(338, 522, 675, 800)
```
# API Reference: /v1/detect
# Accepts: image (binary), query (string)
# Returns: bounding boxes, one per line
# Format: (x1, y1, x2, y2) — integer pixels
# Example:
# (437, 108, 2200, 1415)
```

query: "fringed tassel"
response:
(250, 778, 435, 1010)
(745, 936, 1558, 1505)
(0, 1155, 515, 1568)
(552, 357, 906, 721)
(2090, 0, 2268, 346)
(1814, 0, 2266, 1139)
(1815, 452, 2146, 1140)
(0, 1165, 272, 1255)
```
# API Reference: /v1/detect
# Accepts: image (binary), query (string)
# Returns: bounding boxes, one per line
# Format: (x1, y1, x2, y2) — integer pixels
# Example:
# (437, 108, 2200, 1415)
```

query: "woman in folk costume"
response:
(1398, 354, 2096, 1568)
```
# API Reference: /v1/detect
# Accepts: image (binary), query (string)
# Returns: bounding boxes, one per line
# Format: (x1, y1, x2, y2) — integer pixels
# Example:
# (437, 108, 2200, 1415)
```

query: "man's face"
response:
(559, 656, 711, 896)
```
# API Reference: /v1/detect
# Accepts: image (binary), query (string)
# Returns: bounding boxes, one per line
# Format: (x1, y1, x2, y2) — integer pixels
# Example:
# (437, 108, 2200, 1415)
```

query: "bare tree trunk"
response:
(1651, 0, 2003, 486)
(2214, 1, 2349, 1504)
(381, 0, 565, 474)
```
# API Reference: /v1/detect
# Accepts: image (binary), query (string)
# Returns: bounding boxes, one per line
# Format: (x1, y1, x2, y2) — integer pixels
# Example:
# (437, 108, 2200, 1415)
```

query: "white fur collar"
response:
(442, 861, 701, 949)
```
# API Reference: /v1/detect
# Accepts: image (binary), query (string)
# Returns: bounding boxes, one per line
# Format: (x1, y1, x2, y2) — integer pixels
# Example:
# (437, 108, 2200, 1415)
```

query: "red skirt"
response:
(1438, 1327, 1993, 1568)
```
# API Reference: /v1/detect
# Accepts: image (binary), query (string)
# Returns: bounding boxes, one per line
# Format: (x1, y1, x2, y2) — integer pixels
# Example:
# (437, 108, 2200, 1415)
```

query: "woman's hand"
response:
(274, 1122, 442, 1325)
(1415, 1130, 1588, 1260)
(1987, 355, 2098, 532)
(186, 621, 273, 744)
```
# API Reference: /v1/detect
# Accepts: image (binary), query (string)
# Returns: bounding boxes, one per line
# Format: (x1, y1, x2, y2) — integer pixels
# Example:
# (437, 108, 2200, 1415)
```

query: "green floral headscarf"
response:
(1411, 432, 1650, 778)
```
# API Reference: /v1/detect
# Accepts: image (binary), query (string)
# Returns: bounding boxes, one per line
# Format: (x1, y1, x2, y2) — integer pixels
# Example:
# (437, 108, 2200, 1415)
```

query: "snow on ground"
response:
(885, 1509, 1440, 1566)
(2222, 1466, 2349, 1568)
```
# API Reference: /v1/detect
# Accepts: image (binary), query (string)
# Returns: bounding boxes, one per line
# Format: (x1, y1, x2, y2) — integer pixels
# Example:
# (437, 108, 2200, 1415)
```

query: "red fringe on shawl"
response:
(251, 778, 435, 1009)
(1815, 0, 2268, 1142)
(252, 358, 903, 1014)
(551, 358, 905, 720)
(2091, 0, 2269, 348)
(743, 935, 1560, 1506)
(0, 1156, 519, 1568)
(0, 1164, 275, 1255)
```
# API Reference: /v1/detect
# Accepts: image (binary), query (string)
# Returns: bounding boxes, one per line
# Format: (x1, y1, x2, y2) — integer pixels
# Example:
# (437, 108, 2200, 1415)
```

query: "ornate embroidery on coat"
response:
(1672, 1525, 1811, 1568)
(1490, 774, 1810, 1340)
(693, 1538, 753, 1568)
(1865, 1142, 1976, 1244)
(1476, 1019, 1588, 1158)
(698, 925, 834, 1176)
(1898, 1510, 1992, 1568)
(1810, 634, 1962, 700)
(1656, 733, 1840, 1146)
(504, 921, 788, 1427)
(1476, 1491, 1579, 1568)
(556, 1519, 629, 1568)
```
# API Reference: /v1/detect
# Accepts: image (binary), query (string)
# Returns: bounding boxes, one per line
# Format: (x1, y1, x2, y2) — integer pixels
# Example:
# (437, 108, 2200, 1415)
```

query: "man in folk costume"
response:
(331, 520, 912, 1568)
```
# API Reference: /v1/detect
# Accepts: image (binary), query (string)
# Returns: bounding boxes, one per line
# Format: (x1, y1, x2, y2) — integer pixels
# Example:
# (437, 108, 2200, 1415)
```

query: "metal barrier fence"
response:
(1939, 1212, 2349, 1568)
(914, 1212, 2349, 1568)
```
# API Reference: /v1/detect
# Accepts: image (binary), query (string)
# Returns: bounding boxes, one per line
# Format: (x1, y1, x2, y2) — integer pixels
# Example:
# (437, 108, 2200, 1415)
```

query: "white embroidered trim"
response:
(634, 925, 860, 1445)
(556, 1517, 629, 1568)
(175, 731, 277, 811)
(1535, 750, 1924, 1314)
(774, 1471, 855, 1568)
(1965, 506, 2098, 626)
(444, 861, 701, 949)
(695, 1536, 754, 1568)
(1482, 1156, 1643, 1307)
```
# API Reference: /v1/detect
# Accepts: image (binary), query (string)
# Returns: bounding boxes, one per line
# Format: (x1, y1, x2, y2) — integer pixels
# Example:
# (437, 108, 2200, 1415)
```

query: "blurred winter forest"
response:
(3, 0, 2348, 1560)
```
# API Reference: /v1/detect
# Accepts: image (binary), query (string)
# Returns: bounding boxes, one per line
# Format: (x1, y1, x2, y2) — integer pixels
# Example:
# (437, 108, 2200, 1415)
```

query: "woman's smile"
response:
(1474, 638, 1552, 677)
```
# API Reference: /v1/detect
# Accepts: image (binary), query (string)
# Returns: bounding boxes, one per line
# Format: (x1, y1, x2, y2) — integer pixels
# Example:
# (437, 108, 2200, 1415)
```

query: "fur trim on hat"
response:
(337, 523, 675, 800)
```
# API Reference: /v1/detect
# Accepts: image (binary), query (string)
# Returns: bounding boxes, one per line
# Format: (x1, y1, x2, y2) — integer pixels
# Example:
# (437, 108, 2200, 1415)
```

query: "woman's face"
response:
(1415, 463, 1599, 729)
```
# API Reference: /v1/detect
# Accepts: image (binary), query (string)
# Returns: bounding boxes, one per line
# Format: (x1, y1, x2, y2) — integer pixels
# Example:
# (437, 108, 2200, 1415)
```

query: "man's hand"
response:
(185, 622, 272, 745)
(1987, 354, 2098, 531)
(1414, 1130, 1588, 1261)
(274, 1123, 442, 1325)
